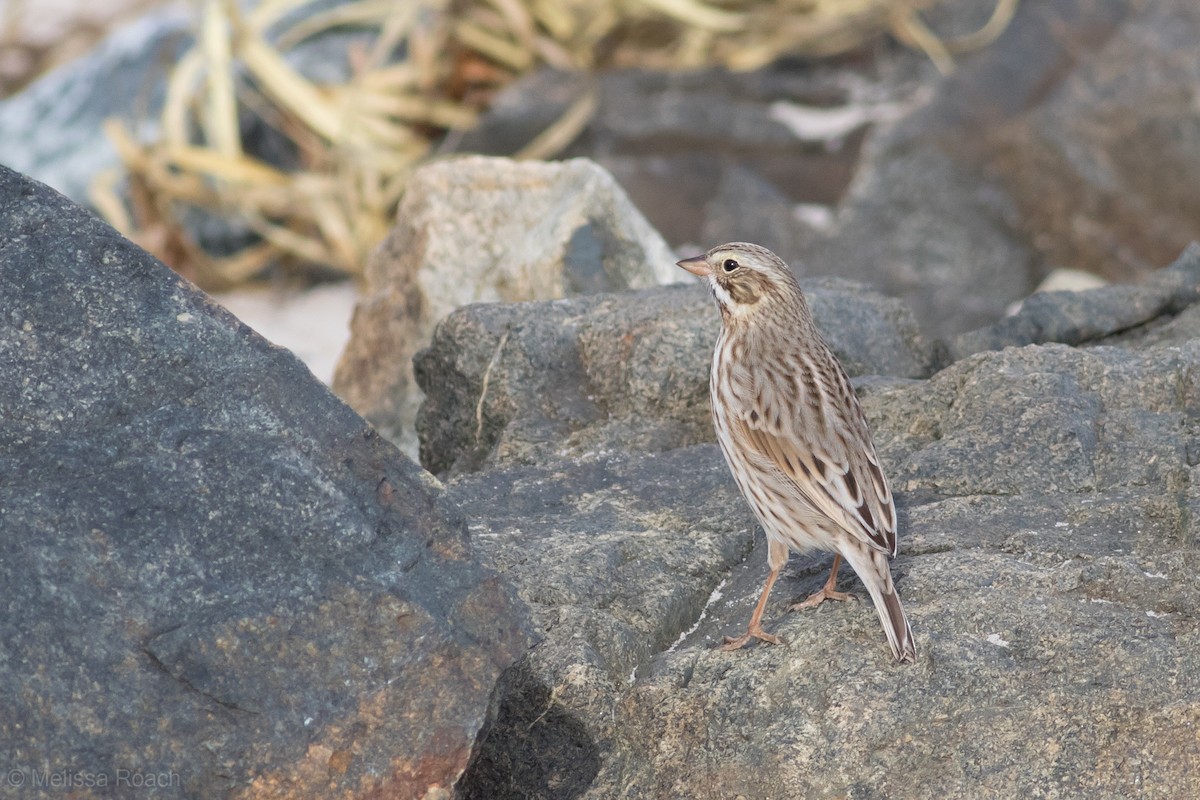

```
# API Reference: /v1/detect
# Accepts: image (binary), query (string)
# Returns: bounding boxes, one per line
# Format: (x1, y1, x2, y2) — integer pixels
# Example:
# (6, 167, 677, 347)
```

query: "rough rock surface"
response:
(414, 249, 1200, 797)
(334, 156, 684, 459)
(414, 279, 934, 476)
(590, 338, 1200, 798)
(0, 165, 533, 798)
(951, 242, 1200, 359)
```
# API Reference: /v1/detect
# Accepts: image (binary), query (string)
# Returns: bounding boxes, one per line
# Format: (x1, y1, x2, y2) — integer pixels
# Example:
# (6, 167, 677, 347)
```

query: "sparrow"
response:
(678, 242, 916, 662)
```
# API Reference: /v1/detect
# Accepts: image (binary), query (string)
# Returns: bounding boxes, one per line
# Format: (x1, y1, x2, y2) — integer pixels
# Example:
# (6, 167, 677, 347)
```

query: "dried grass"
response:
(90, 0, 1018, 289)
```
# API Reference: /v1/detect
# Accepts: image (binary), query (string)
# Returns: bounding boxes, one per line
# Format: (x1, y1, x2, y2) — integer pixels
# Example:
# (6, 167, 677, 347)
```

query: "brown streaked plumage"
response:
(678, 242, 916, 663)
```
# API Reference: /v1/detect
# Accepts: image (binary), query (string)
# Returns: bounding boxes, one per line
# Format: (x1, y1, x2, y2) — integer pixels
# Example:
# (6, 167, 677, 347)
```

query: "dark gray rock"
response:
(451, 445, 754, 800)
(456, 68, 592, 160)
(801, 0, 1200, 339)
(950, 242, 1200, 359)
(1103, 303, 1200, 351)
(799, 0, 1137, 337)
(414, 280, 934, 476)
(698, 165, 814, 263)
(803, 117, 1040, 337)
(984, 0, 1200, 283)
(0, 165, 532, 798)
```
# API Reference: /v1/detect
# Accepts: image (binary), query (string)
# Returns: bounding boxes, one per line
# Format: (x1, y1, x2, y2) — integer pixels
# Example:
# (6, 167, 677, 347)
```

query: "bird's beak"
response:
(676, 255, 711, 278)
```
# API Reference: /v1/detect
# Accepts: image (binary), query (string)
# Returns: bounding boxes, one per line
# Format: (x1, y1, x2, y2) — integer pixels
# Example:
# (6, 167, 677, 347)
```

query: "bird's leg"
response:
(721, 538, 788, 651)
(789, 553, 856, 612)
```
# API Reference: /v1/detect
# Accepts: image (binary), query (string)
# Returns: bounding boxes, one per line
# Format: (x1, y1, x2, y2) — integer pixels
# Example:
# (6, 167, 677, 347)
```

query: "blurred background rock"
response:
(0, 0, 178, 97)
(3, 0, 1197, 396)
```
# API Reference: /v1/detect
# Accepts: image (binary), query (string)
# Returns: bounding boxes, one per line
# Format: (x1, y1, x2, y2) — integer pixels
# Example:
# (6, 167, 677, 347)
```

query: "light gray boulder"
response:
(334, 156, 685, 459)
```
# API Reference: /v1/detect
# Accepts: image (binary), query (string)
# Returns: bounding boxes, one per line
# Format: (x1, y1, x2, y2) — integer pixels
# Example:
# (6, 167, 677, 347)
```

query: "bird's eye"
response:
(722, 259, 739, 273)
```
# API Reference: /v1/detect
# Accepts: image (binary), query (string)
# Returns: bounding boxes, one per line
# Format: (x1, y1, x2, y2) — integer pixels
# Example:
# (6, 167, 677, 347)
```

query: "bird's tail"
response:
(844, 546, 916, 663)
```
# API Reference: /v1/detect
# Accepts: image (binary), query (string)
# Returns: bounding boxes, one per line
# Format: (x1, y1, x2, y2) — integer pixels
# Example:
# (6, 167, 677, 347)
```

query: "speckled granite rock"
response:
(583, 340, 1200, 798)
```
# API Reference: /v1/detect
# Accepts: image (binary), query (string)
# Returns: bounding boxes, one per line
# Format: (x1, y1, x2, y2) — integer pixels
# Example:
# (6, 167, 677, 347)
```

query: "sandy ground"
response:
(212, 282, 358, 386)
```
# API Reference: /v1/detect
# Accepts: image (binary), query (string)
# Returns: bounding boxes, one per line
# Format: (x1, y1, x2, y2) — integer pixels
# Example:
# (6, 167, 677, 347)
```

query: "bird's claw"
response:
(788, 587, 858, 612)
(719, 625, 782, 651)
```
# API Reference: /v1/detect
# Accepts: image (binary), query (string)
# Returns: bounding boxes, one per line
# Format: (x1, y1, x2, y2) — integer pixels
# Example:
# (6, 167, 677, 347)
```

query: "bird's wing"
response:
(730, 361, 896, 556)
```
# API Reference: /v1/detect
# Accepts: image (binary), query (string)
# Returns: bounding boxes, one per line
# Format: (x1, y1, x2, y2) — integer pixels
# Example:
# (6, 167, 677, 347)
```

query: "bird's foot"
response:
(719, 624, 782, 651)
(788, 586, 857, 612)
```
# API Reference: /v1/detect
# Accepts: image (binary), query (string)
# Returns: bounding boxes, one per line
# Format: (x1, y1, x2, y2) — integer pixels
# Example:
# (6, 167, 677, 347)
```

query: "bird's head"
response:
(676, 242, 804, 323)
